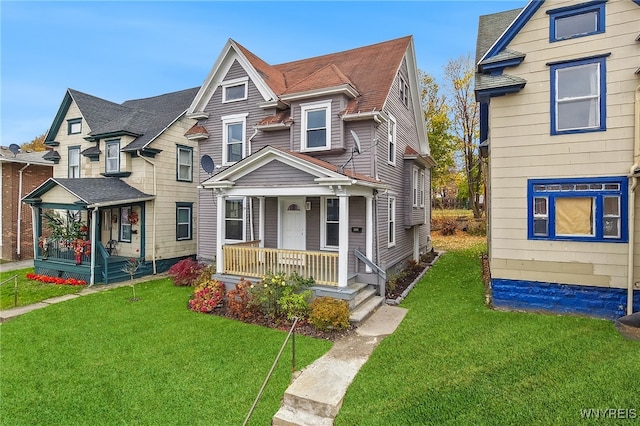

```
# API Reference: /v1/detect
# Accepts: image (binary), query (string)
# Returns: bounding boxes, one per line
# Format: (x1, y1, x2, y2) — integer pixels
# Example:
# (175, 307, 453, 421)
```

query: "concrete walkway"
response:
(273, 304, 408, 425)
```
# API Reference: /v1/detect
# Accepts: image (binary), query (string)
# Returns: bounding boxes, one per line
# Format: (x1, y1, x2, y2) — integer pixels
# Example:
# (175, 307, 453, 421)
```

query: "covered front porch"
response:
(22, 177, 154, 285)
(203, 146, 387, 288)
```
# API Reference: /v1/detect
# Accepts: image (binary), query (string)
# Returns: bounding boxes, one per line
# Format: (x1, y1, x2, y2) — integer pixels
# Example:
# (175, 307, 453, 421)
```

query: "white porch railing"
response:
(223, 243, 339, 286)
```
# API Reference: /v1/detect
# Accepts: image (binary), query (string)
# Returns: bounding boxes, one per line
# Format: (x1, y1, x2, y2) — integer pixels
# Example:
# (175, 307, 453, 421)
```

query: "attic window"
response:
(68, 118, 82, 135)
(548, 1, 605, 42)
(399, 76, 409, 107)
(222, 77, 248, 103)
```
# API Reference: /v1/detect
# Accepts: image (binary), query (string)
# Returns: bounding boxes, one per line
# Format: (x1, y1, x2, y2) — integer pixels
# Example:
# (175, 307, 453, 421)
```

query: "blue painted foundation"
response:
(491, 278, 640, 320)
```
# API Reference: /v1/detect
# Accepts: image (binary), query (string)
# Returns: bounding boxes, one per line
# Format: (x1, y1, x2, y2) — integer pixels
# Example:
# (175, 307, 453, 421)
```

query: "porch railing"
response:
(223, 244, 339, 286)
(40, 240, 91, 264)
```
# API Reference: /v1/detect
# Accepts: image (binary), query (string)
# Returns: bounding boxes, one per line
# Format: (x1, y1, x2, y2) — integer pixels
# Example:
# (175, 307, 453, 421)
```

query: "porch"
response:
(223, 241, 339, 286)
(34, 241, 149, 285)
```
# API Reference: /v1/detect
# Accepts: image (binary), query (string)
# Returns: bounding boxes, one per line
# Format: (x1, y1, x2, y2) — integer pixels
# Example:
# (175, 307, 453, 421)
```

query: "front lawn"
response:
(336, 242, 640, 425)
(0, 267, 84, 310)
(0, 278, 332, 425)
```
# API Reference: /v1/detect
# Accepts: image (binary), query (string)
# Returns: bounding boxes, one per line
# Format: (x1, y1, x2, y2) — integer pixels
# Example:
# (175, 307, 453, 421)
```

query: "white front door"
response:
(279, 197, 306, 251)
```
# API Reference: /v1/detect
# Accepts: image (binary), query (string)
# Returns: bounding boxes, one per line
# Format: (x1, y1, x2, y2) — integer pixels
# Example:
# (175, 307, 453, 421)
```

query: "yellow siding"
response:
(487, 0, 639, 288)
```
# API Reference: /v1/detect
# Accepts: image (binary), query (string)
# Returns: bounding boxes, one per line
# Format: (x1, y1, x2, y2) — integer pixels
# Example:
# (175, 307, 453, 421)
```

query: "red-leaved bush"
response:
(188, 279, 226, 313)
(167, 258, 206, 286)
(26, 273, 86, 286)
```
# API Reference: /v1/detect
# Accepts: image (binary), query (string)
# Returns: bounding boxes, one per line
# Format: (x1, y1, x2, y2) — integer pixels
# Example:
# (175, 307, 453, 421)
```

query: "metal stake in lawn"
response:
(243, 316, 298, 426)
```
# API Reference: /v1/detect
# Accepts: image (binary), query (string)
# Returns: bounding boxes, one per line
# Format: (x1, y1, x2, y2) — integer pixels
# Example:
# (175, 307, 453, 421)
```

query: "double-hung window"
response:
(321, 197, 339, 250)
(177, 145, 193, 181)
(106, 139, 120, 173)
(399, 76, 409, 107)
(419, 170, 425, 207)
(548, 1, 605, 42)
(301, 100, 331, 151)
(550, 55, 607, 135)
(68, 146, 80, 178)
(222, 77, 248, 102)
(222, 113, 247, 165)
(120, 206, 132, 242)
(225, 198, 245, 242)
(412, 168, 419, 207)
(176, 202, 193, 240)
(528, 177, 627, 242)
(388, 196, 396, 247)
(388, 114, 396, 165)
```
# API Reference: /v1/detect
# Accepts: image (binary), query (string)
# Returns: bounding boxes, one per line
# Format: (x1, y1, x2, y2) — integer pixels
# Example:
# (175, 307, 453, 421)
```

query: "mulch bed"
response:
(206, 304, 355, 341)
(385, 249, 438, 300)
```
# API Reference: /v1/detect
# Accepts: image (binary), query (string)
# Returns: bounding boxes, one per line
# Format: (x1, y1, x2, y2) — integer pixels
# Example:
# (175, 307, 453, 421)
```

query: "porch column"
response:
(258, 196, 265, 248)
(338, 194, 349, 287)
(365, 195, 373, 273)
(216, 192, 226, 275)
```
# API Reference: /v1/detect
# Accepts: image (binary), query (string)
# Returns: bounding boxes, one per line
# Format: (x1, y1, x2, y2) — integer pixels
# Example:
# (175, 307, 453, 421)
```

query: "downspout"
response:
(90, 207, 98, 286)
(16, 163, 30, 259)
(138, 151, 157, 274)
(628, 85, 640, 315)
(248, 129, 258, 242)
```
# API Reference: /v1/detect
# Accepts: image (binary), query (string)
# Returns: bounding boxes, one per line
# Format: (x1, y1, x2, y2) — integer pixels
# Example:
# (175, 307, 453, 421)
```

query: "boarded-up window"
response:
(555, 197, 593, 236)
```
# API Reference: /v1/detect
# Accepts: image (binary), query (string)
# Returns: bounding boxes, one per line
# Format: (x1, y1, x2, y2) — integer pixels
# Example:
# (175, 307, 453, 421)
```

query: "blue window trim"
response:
(176, 145, 193, 182)
(549, 55, 607, 135)
(176, 202, 193, 241)
(527, 176, 628, 243)
(547, 0, 606, 42)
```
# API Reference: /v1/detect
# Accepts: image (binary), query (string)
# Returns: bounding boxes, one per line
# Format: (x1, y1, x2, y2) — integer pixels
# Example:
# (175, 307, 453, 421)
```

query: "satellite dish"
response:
(201, 154, 215, 174)
(8, 144, 20, 156)
(350, 130, 361, 154)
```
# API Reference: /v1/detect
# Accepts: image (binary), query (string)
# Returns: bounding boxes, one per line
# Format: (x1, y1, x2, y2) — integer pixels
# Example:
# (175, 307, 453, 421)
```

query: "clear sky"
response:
(1, 0, 526, 145)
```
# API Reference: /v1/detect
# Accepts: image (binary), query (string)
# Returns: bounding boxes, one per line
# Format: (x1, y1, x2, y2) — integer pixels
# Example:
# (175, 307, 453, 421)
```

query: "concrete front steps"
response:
(312, 279, 385, 325)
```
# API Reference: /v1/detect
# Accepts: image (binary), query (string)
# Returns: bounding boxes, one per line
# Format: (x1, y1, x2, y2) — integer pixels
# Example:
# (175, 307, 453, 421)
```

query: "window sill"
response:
(101, 172, 132, 178)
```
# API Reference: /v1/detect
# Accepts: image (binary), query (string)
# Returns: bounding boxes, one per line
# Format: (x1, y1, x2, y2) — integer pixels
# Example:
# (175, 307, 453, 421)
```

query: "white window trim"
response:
(387, 113, 396, 166)
(399, 76, 409, 107)
(388, 195, 396, 248)
(222, 113, 248, 166)
(412, 167, 419, 207)
(120, 206, 132, 243)
(224, 197, 246, 243)
(222, 76, 249, 103)
(320, 196, 339, 251)
(176, 205, 192, 240)
(301, 100, 332, 152)
(419, 170, 426, 208)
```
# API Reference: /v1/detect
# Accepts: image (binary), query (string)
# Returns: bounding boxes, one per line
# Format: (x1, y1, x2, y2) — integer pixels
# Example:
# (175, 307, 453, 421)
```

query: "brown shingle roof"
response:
(236, 36, 412, 114)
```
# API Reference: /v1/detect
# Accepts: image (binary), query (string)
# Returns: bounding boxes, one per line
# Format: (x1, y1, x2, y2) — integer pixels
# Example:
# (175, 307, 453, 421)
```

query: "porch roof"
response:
(22, 177, 155, 208)
(200, 145, 387, 194)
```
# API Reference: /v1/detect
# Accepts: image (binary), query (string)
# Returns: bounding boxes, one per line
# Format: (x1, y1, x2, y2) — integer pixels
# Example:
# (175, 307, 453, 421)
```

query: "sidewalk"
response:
(0, 259, 34, 273)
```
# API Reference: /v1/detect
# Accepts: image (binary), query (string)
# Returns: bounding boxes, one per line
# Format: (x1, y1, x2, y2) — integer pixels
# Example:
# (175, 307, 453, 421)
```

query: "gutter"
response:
(629, 85, 640, 315)
(16, 163, 30, 258)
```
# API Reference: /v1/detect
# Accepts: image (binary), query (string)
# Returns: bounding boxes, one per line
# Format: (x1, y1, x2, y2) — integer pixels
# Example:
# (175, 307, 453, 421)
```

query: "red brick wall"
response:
(2, 162, 52, 261)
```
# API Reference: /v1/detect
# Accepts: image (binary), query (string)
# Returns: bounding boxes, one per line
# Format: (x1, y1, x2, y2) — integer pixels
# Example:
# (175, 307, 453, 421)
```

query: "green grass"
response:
(0, 267, 84, 310)
(431, 208, 473, 219)
(336, 244, 640, 425)
(0, 279, 332, 425)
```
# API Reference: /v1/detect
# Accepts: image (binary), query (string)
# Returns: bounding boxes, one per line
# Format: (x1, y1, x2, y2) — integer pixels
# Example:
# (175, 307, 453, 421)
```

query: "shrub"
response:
(249, 272, 314, 318)
(277, 288, 312, 320)
(227, 279, 257, 320)
(188, 279, 225, 313)
(466, 219, 487, 236)
(168, 258, 206, 286)
(193, 264, 216, 288)
(440, 218, 458, 236)
(309, 297, 350, 331)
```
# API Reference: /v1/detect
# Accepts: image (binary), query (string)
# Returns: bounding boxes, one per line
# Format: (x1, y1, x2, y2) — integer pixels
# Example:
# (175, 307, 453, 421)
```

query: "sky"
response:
(1, 0, 527, 146)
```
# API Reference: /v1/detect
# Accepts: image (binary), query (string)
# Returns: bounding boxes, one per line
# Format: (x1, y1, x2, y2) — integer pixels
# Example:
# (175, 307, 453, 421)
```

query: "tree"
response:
(419, 71, 457, 208)
(20, 132, 47, 151)
(444, 55, 483, 218)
